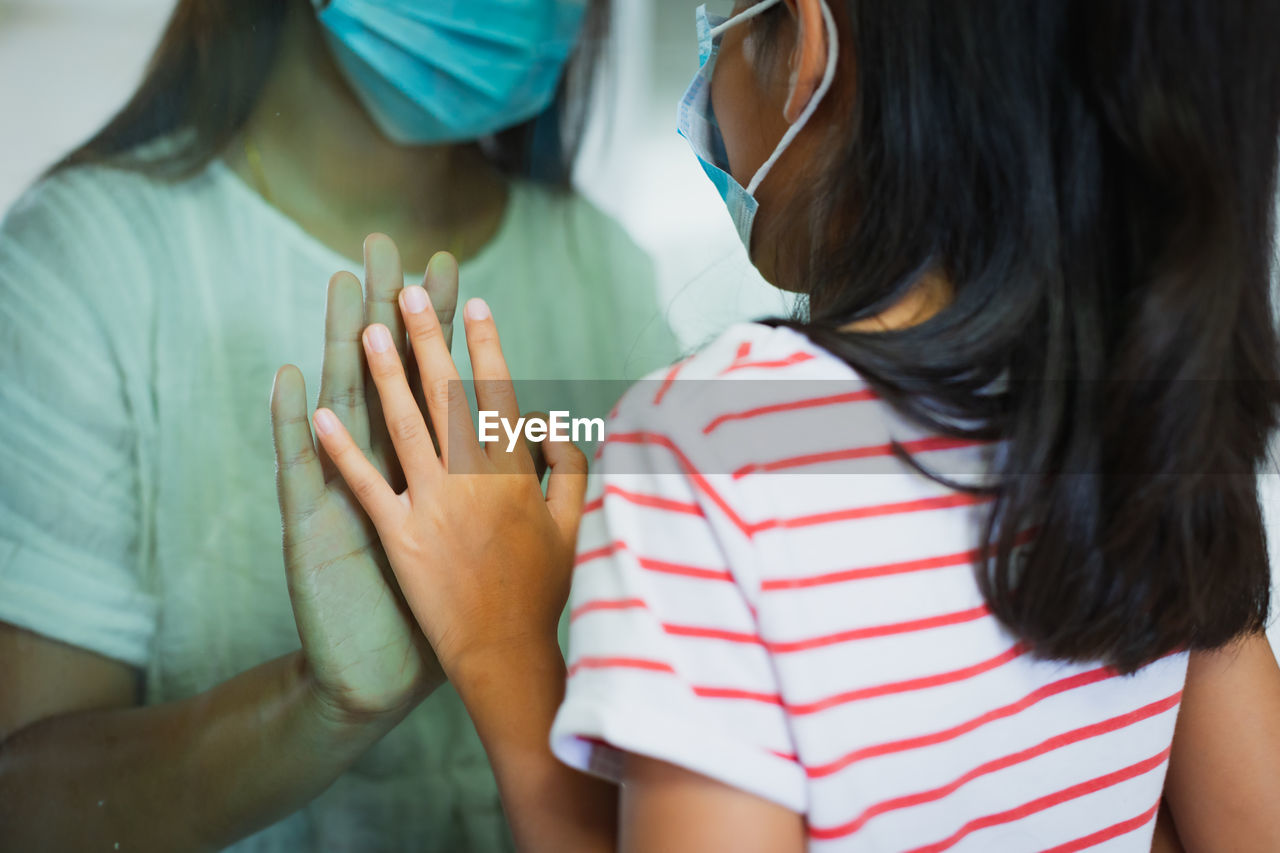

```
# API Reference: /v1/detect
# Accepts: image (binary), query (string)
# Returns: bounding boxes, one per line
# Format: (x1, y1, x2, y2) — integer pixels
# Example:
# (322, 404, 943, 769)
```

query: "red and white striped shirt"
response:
(550, 322, 1186, 852)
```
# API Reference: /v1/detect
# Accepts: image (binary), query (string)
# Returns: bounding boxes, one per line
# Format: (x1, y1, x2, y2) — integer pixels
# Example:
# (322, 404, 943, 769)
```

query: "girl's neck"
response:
(225, 1, 509, 272)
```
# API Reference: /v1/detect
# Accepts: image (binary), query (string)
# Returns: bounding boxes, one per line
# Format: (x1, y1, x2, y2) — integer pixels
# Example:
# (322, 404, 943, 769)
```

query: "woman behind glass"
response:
(0, 0, 675, 850)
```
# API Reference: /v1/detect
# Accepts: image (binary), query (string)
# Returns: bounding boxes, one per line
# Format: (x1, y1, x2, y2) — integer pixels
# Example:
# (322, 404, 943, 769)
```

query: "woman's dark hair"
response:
(763, 0, 1280, 672)
(51, 0, 609, 188)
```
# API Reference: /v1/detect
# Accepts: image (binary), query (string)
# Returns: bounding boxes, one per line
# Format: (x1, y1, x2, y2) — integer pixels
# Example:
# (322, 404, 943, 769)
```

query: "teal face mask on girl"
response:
(676, 0, 838, 252)
(315, 0, 588, 145)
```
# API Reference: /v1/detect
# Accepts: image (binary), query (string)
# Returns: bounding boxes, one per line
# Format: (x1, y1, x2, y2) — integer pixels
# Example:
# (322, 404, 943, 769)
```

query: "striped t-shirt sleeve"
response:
(550, 393, 808, 813)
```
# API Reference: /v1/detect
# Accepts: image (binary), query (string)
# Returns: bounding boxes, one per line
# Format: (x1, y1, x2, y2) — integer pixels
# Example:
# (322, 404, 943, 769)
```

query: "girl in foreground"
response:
(302, 0, 1280, 849)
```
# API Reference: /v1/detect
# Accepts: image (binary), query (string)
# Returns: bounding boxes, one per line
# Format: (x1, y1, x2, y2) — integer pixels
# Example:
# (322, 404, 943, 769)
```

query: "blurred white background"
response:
(1, 0, 1276, 654)
(0, 0, 174, 206)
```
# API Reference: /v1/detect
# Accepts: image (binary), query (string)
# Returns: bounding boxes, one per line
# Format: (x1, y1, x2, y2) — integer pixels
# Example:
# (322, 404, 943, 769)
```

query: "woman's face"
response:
(707, 0, 837, 288)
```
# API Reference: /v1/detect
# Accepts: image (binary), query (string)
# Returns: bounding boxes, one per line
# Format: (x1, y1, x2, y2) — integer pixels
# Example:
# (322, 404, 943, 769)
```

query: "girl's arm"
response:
(1161, 633, 1280, 851)
(316, 277, 805, 852)
(1150, 800, 1186, 852)
(619, 754, 806, 852)
(447, 639, 804, 853)
(446, 641, 616, 852)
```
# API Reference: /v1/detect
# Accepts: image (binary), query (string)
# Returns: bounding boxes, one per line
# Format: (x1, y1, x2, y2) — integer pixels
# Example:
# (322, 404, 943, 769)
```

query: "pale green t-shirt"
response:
(0, 159, 676, 852)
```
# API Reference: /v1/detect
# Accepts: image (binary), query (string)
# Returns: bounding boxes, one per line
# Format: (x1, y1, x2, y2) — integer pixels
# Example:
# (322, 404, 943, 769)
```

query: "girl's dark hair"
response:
(51, 0, 608, 188)
(765, 0, 1280, 672)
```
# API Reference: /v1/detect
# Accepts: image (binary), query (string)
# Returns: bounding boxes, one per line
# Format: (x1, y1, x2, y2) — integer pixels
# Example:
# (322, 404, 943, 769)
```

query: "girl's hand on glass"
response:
(270, 235, 457, 722)
(311, 277, 588, 678)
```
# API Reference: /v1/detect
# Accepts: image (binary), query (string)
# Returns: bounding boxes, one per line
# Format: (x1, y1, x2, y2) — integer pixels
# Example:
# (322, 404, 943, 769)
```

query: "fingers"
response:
(403, 252, 458, 433)
(544, 438, 589, 545)
(312, 407, 404, 525)
(399, 280, 483, 472)
(362, 234, 407, 358)
(317, 272, 371, 467)
(363, 323, 444, 491)
(462, 298, 528, 470)
(271, 365, 326, 519)
(362, 235, 407, 482)
(423, 251, 459, 354)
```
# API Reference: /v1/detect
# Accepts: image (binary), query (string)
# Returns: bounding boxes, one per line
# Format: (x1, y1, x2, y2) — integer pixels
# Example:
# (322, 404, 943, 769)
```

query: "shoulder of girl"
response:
(656, 323, 855, 383)
(603, 322, 870, 465)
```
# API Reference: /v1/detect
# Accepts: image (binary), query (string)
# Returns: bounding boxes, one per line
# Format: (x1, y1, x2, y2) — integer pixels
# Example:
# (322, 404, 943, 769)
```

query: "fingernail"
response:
(465, 298, 490, 321)
(314, 408, 337, 436)
(401, 285, 429, 314)
(366, 324, 392, 353)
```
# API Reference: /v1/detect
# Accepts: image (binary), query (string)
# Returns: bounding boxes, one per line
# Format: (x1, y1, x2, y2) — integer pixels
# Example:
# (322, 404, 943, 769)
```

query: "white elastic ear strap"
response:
(710, 0, 783, 37)
(745, 0, 839, 195)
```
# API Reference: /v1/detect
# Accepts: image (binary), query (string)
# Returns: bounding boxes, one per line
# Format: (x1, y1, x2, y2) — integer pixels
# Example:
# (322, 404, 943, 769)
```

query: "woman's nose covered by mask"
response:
(676, 0, 838, 252)
(315, 0, 588, 145)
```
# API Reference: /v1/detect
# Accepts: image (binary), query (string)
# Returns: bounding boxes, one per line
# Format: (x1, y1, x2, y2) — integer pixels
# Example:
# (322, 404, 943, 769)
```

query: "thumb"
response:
(544, 437, 589, 546)
(270, 365, 326, 524)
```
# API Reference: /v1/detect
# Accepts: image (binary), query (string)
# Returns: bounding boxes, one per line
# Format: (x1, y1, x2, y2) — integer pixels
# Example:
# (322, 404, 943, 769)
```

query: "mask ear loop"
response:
(709, 0, 784, 37)
(740, 0, 839, 195)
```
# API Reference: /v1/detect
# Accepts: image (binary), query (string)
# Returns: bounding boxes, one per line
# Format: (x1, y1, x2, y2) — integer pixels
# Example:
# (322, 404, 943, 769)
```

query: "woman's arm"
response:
(1161, 633, 1280, 851)
(0, 236, 452, 851)
(0, 626, 408, 852)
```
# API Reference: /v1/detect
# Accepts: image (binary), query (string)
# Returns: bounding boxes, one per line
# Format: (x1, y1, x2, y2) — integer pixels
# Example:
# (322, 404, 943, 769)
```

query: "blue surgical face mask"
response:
(677, 0, 838, 252)
(315, 0, 587, 145)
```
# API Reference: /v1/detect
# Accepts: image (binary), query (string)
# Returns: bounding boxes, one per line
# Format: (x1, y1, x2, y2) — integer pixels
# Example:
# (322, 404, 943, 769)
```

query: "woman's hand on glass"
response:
(309, 267, 587, 679)
(270, 235, 458, 722)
